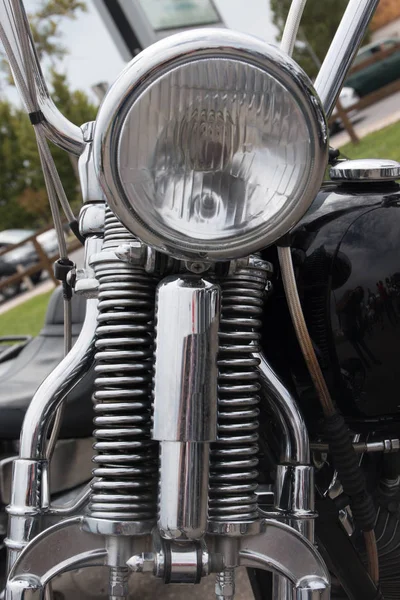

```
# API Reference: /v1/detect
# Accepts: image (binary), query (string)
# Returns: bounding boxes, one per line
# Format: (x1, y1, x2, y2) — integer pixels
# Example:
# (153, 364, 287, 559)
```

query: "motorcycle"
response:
(0, 0, 397, 598)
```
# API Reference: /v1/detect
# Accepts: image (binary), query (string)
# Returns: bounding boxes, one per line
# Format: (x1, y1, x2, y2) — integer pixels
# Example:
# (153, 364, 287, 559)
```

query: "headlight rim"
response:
(94, 28, 328, 261)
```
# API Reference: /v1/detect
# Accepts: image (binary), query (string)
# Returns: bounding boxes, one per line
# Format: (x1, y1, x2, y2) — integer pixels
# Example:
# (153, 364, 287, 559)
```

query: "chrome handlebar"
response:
(0, 0, 85, 155)
(314, 0, 380, 119)
(0, 0, 379, 158)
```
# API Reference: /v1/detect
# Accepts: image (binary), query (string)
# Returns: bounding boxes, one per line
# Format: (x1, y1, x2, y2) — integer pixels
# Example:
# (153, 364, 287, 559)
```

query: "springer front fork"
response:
(4, 204, 330, 600)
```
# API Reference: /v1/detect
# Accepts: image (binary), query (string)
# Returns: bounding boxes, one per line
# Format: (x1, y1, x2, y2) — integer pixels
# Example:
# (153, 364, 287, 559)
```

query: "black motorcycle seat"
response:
(0, 287, 94, 440)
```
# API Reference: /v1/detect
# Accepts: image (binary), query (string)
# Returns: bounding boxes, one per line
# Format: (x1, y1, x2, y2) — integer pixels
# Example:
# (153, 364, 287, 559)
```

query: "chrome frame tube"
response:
(6, 297, 98, 570)
(258, 353, 315, 600)
(19, 297, 97, 460)
(314, 0, 380, 119)
(258, 352, 309, 464)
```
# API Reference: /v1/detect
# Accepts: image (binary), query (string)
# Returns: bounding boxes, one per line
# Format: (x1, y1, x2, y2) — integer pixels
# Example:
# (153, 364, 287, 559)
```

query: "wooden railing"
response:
(0, 224, 81, 294)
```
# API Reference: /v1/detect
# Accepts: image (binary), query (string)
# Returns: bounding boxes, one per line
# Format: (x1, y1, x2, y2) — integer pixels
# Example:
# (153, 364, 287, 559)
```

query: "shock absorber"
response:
(209, 257, 270, 525)
(89, 208, 159, 522)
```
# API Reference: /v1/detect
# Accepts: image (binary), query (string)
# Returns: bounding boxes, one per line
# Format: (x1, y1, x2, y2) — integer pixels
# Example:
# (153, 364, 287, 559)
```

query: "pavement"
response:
(330, 90, 400, 147)
(53, 567, 255, 600)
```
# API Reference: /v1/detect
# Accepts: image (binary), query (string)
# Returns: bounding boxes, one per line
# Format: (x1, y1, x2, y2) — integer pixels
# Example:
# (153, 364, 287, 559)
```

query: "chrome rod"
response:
(314, 0, 380, 119)
(19, 298, 98, 460)
(312, 439, 400, 454)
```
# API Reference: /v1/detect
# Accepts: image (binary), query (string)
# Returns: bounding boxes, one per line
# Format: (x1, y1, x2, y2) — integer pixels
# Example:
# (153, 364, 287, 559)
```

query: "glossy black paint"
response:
(262, 181, 400, 422)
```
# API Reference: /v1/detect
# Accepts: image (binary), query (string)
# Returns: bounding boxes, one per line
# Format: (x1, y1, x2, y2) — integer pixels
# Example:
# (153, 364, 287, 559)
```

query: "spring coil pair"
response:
(90, 210, 269, 525)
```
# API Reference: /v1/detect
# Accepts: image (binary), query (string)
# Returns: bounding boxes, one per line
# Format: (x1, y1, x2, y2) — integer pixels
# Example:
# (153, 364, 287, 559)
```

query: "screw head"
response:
(186, 261, 210, 274)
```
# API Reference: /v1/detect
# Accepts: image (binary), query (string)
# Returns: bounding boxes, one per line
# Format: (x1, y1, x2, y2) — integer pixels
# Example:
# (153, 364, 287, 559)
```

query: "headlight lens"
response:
(95, 30, 328, 261)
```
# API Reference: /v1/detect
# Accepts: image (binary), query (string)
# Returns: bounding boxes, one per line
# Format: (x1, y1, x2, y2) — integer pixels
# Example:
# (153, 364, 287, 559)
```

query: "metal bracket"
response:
(6, 517, 330, 599)
(239, 520, 330, 599)
(0, 438, 93, 505)
(6, 517, 107, 600)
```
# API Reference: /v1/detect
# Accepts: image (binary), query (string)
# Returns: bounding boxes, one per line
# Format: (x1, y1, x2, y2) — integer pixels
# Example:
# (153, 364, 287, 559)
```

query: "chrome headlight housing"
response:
(94, 29, 328, 261)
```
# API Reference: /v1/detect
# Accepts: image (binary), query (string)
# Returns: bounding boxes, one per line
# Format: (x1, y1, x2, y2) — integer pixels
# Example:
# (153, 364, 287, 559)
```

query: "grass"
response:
(0, 290, 53, 338)
(340, 119, 400, 162)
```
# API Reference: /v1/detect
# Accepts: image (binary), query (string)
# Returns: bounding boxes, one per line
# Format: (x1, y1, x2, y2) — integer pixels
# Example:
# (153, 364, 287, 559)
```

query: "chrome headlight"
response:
(94, 29, 328, 261)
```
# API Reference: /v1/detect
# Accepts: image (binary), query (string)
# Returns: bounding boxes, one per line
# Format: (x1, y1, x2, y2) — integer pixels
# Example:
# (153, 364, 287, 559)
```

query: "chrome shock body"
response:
(90, 209, 159, 523)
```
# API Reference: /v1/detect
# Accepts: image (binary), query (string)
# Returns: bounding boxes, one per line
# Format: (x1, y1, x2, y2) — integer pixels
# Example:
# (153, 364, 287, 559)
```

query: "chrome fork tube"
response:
(258, 353, 315, 600)
(314, 0, 379, 119)
(152, 275, 220, 541)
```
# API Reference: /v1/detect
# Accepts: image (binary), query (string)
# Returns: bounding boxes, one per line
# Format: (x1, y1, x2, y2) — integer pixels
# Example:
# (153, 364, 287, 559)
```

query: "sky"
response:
(22, 0, 279, 99)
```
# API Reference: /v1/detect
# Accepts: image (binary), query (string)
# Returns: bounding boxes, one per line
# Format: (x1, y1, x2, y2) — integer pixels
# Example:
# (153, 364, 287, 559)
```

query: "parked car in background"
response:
(345, 38, 400, 97)
(0, 229, 59, 300)
(0, 258, 21, 300)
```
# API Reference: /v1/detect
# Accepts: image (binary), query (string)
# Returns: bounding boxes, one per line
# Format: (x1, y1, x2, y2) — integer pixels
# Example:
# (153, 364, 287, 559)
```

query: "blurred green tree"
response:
(1, 0, 87, 78)
(0, 0, 98, 229)
(29, 0, 87, 62)
(0, 71, 96, 228)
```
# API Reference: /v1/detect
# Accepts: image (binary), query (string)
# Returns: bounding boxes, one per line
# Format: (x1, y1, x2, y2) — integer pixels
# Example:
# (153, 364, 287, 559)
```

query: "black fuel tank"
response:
(290, 181, 400, 417)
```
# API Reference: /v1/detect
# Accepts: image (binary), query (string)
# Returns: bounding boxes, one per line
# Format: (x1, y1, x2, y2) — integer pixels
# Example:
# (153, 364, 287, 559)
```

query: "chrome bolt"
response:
(109, 566, 129, 600)
(248, 255, 274, 275)
(215, 568, 235, 600)
(127, 552, 155, 574)
(66, 268, 76, 287)
(228, 257, 249, 275)
(144, 247, 157, 273)
(78, 203, 105, 235)
(115, 242, 146, 265)
(81, 120, 95, 142)
(73, 268, 99, 298)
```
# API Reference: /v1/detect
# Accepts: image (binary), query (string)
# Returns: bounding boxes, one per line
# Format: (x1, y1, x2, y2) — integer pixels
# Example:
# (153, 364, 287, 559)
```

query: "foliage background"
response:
(0, 0, 96, 229)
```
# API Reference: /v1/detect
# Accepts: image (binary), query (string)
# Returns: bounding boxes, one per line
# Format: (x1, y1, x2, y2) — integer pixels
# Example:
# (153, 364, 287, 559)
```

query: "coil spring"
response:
(89, 209, 158, 521)
(209, 259, 269, 522)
